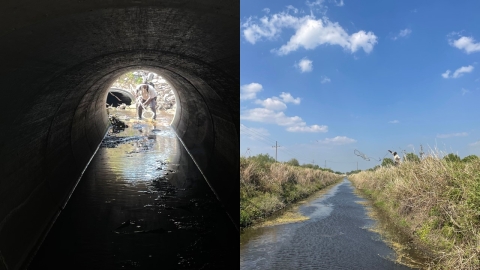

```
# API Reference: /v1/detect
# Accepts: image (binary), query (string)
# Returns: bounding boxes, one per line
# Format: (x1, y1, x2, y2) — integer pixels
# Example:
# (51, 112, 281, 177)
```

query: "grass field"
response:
(240, 156, 342, 228)
(350, 151, 480, 269)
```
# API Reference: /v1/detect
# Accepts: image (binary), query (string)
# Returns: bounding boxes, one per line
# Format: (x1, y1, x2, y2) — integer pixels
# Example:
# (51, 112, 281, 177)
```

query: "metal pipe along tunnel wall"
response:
(0, 2, 239, 269)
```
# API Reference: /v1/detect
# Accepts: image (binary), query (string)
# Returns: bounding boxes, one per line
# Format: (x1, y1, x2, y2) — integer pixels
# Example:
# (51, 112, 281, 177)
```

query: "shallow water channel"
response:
(240, 178, 417, 270)
(29, 109, 236, 269)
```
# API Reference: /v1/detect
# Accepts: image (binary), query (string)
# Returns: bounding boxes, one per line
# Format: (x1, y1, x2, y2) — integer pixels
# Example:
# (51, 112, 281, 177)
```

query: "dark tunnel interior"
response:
(0, 1, 239, 269)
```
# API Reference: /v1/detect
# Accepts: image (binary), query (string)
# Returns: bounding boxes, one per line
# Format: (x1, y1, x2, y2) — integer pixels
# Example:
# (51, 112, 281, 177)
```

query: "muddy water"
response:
(240, 179, 417, 270)
(29, 109, 236, 269)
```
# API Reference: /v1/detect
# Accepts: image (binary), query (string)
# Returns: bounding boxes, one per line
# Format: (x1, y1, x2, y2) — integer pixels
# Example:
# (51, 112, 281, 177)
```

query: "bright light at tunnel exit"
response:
(106, 69, 178, 126)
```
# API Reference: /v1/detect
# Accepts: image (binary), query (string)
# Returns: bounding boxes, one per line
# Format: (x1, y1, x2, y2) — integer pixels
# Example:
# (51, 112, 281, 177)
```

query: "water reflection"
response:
(240, 179, 415, 270)
(29, 109, 236, 269)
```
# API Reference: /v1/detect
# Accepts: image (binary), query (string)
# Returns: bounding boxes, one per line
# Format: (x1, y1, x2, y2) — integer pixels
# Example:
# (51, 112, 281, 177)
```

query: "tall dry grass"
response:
(240, 157, 341, 228)
(349, 151, 480, 269)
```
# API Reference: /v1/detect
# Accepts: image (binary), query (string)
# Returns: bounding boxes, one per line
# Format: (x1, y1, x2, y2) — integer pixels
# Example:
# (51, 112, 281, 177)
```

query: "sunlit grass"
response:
(350, 149, 480, 269)
(240, 157, 342, 228)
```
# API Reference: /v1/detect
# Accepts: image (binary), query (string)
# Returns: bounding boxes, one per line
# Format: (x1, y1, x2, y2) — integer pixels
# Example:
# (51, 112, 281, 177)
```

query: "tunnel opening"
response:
(27, 68, 236, 269)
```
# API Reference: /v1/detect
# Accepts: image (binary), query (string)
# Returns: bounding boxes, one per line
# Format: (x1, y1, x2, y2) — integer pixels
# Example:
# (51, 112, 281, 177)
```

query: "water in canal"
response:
(240, 178, 418, 270)
(29, 109, 237, 269)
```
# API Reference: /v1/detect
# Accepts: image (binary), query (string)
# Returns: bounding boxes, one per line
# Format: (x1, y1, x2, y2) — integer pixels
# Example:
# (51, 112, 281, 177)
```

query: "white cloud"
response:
(279, 92, 301, 104)
(392, 28, 412, 40)
(255, 98, 287, 111)
(321, 76, 331, 84)
(242, 12, 377, 55)
(388, 120, 399, 124)
(461, 88, 470, 95)
(332, 0, 344, 6)
(240, 108, 328, 133)
(442, 65, 474, 78)
(306, 0, 325, 8)
(436, 132, 468, 139)
(296, 57, 313, 72)
(441, 70, 451, 78)
(263, 8, 270, 14)
(241, 83, 263, 100)
(450, 36, 480, 54)
(317, 136, 356, 145)
(287, 125, 328, 132)
(411, 9, 417, 13)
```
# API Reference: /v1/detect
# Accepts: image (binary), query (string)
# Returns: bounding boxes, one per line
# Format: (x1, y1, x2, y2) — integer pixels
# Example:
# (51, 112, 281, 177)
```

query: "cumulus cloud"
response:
(263, 8, 270, 14)
(241, 12, 377, 55)
(388, 120, 399, 124)
(279, 92, 301, 104)
(296, 57, 313, 72)
(442, 65, 474, 78)
(450, 36, 480, 54)
(254, 98, 287, 111)
(461, 88, 470, 95)
(240, 108, 327, 133)
(241, 83, 263, 100)
(437, 132, 468, 139)
(317, 136, 356, 145)
(321, 76, 331, 84)
(392, 28, 412, 40)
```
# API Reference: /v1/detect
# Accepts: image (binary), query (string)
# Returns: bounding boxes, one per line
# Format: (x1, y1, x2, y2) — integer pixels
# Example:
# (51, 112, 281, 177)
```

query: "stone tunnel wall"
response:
(0, 2, 239, 270)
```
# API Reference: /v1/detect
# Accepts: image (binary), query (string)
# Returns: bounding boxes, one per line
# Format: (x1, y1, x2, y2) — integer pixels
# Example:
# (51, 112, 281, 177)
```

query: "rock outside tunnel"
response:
(0, 1, 239, 269)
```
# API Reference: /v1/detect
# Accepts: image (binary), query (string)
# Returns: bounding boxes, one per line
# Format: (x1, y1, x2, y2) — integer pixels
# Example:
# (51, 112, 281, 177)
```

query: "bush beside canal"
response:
(349, 151, 480, 269)
(240, 154, 342, 229)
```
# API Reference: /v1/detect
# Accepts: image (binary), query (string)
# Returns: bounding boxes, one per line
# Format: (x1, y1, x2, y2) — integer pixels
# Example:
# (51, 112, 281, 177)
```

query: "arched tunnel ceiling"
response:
(0, 1, 239, 269)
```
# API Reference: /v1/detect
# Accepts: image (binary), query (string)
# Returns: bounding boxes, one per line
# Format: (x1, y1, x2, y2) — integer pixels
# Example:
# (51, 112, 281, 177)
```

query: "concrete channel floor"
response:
(28, 110, 237, 269)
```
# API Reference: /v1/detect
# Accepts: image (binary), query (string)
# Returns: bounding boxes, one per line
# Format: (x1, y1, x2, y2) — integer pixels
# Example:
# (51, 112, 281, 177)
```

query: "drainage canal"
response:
(28, 97, 236, 269)
(240, 178, 421, 270)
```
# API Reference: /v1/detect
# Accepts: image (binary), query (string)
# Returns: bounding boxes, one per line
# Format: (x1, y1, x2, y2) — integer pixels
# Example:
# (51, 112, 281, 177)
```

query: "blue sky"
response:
(240, 0, 480, 173)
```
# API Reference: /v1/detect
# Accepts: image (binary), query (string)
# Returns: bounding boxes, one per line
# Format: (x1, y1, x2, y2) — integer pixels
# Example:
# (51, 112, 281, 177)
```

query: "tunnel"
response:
(106, 88, 135, 107)
(0, 1, 239, 269)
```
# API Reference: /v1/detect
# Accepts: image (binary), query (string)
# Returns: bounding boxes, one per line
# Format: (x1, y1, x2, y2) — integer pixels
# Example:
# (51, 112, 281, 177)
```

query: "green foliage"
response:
(443, 153, 461, 163)
(287, 158, 300, 166)
(250, 153, 276, 164)
(404, 152, 420, 163)
(462, 155, 479, 163)
(347, 169, 361, 175)
(381, 157, 395, 167)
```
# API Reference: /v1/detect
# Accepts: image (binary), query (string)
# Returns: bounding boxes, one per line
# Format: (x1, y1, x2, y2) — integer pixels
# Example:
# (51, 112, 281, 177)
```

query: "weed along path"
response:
(240, 178, 417, 270)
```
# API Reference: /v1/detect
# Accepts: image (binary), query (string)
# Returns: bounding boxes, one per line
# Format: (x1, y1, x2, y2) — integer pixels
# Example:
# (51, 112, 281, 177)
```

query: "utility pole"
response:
(357, 162, 358, 171)
(420, 144, 424, 159)
(272, 141, 280, 162)
(324, 160, 326, 168)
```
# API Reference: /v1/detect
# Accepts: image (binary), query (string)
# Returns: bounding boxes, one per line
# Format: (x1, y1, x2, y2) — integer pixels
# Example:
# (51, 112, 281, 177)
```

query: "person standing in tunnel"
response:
(135, 81, 157, 120)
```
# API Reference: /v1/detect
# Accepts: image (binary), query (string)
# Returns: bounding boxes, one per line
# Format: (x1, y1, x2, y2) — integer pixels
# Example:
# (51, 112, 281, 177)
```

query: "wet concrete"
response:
(240, 178, 416, 270)
(28, 110, 237, 269)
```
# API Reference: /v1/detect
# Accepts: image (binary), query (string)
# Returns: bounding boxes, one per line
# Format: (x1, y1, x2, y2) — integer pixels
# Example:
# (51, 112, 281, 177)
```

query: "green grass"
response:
(350, 152, 480, 269)
(240, 156, 342, 228)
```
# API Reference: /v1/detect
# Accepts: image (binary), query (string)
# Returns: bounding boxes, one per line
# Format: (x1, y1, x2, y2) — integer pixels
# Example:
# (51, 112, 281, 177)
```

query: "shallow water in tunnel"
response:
(240, 179, 418, 270)
(28, 109, 236, 269)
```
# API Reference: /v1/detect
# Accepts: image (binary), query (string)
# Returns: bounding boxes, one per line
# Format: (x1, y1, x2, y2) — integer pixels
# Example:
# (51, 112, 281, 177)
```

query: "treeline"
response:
(349, 152, 480, 269)
(240, 154, 342, 228)
(250, 153, 344, 174)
